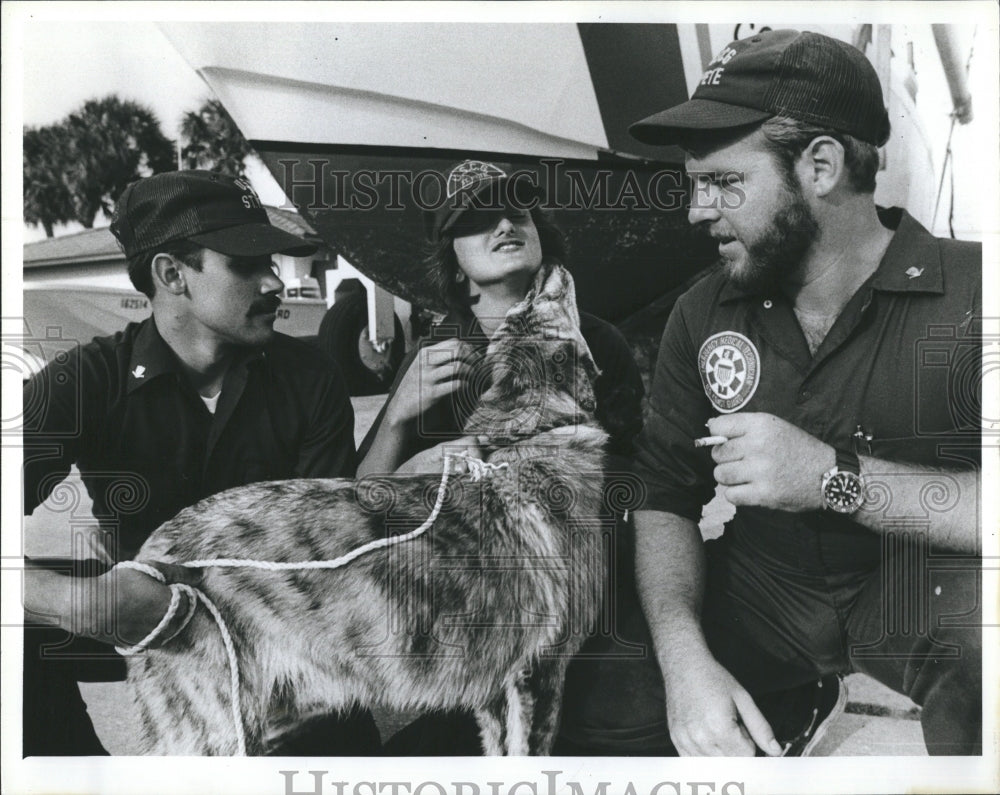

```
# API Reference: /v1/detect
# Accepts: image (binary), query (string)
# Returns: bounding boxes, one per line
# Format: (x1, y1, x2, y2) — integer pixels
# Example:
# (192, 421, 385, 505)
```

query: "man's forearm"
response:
(24, 568, 92, 637)
(634, 509, 713, 685)
(634, 508, 783, 756)
(24, 566, 173, 646)
(855, 459, 979, 553)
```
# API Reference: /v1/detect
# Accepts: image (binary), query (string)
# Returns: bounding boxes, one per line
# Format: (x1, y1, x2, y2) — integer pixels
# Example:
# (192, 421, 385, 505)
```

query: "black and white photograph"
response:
(2, 2, 997, 794)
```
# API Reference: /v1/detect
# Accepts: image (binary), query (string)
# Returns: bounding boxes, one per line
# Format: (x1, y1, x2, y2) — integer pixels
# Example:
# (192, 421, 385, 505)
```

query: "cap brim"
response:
(188, 223, 318, 257)
(629, 99, 773, 145)
(436, 178, 545, 239)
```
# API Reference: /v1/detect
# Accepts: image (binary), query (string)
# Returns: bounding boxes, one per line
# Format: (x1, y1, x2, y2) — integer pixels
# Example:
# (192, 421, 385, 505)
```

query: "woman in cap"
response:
(357, 160, 668, 755)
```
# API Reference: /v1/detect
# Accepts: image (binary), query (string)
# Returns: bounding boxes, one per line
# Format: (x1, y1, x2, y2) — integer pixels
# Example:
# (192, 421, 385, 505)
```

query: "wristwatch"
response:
(821, 449, 865, 514)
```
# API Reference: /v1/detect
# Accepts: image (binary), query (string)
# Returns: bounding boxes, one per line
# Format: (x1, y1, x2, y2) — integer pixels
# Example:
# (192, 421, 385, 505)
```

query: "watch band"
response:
(835, 448, 860, 475)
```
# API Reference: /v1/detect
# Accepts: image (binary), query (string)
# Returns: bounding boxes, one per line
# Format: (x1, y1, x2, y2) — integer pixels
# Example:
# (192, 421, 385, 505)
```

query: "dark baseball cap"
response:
(427, 160, 545, 241)
(630, 30, 891, 147)
(110, 170, 317, 258)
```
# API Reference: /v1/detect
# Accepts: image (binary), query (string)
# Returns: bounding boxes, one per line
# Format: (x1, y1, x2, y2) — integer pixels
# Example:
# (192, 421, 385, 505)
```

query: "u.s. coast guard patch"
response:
(698, 331, 760, 413)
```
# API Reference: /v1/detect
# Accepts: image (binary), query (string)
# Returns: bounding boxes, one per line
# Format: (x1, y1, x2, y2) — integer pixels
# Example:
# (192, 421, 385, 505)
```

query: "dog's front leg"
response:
(526, 655, 572, 755)
(475, 670, 534, 756)
(474, 689, 507, 755)
(506, 671, 534, 755)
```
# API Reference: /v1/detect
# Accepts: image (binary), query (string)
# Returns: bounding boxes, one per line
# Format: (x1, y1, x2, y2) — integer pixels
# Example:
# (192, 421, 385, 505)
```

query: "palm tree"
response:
(180, 98, 255, 178)
(23, 124, 75, 237)
(61, 95, 176, 228)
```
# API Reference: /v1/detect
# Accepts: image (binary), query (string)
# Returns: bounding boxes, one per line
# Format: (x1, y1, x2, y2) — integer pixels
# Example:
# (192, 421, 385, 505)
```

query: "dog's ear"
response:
(520, 265, 578, 335)
(536, 262, 566, 300)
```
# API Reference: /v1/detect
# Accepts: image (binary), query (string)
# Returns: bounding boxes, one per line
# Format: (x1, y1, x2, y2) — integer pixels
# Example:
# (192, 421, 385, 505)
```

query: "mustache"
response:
(249, 297, 282, 315)
(692, 222, 735, 243)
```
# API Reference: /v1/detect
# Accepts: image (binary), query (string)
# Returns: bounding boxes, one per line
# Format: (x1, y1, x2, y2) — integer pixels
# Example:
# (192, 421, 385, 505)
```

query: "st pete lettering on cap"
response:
(233, 177, 263, 209)
(700, 44, 738, 86)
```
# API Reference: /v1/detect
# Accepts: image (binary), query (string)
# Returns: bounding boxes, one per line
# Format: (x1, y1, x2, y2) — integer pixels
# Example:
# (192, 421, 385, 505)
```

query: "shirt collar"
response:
(717, 207, 943, 305)
(127, 316, 266, 394)
(127, 317, 182, 393)
(869, 207, 944, 295)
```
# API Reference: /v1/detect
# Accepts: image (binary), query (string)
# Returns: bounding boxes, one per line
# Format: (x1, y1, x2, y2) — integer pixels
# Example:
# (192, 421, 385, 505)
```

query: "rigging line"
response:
(949, 149, 957, 240)
(932, 26, 977, 238)
(932, 129, 954, 234)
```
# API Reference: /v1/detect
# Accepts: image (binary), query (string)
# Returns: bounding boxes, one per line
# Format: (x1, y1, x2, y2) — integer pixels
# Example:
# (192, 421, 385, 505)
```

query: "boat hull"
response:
(259, 145, 717, 323)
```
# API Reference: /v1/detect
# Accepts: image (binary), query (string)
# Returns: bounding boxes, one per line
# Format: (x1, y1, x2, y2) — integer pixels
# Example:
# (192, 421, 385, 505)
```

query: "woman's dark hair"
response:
(424, 206, 567, 316)
(126, 239, 204, 297)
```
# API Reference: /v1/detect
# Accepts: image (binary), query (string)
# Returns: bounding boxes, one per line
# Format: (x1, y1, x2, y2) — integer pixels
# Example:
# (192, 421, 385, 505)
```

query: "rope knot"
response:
(454, 450, 509, 482)
(112, 562, 199, 656)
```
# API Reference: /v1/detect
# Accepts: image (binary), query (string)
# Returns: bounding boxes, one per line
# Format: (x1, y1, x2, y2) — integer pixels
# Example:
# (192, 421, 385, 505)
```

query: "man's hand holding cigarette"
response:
(697, 413, 836, 512)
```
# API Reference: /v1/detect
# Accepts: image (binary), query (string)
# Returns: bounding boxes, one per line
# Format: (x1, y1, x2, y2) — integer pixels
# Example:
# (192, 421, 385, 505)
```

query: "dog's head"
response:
(464, 263, 601, 445)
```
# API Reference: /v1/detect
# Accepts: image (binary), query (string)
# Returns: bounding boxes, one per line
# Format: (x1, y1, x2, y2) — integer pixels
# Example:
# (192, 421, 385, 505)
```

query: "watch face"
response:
(824, 471, 865, 513)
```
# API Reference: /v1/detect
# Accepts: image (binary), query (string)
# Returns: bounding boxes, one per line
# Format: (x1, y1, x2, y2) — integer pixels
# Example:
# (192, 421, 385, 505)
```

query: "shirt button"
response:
(799, 389, 812, 401)
(763, 299, 773, 309)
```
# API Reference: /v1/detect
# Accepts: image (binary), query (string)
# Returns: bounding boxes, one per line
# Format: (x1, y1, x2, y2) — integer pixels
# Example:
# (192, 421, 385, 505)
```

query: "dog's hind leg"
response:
(526, 655, 572, 755)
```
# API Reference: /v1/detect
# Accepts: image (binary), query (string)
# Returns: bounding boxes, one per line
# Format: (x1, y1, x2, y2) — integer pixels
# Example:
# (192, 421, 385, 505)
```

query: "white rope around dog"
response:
(113, 569, 196, 656)
(114, 452, 502, 755)
(114, 560, 248, 754)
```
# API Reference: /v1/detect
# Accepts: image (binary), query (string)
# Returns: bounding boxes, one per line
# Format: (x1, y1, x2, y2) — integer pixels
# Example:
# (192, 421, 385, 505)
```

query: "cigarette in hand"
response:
(694, 435, 728, 448)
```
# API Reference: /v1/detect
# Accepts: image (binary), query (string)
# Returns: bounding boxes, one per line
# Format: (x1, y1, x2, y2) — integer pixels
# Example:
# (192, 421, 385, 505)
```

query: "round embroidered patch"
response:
(698, 331, 760, 413)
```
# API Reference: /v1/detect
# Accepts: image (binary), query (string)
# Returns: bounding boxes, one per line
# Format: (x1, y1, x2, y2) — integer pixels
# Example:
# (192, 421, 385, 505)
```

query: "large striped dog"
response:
(124, 263, 610, 755)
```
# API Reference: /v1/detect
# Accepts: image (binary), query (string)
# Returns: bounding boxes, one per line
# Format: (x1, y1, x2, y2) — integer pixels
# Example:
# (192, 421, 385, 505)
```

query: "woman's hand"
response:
(385, 339, 471, 426)
(357, 339, 476, 478)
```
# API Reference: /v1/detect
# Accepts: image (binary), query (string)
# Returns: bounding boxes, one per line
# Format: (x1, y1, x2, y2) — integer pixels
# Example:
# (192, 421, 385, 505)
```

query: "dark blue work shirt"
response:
(23, 317, 356, 561)
(635, 208, 981, 571)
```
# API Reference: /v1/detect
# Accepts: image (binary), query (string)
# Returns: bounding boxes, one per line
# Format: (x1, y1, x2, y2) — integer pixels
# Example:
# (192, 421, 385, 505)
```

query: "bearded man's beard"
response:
(723, 180, 820, 292)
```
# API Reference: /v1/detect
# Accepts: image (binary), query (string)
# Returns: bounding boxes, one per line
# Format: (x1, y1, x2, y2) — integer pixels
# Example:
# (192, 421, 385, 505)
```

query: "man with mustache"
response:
(21, 170, 379, 755)
(629, 30, 981, 756)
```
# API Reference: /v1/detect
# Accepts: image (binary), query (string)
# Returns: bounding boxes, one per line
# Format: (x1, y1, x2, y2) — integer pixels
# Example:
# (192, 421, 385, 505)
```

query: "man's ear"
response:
(151, 253, 187, 295)
(798, 136, 846, 198)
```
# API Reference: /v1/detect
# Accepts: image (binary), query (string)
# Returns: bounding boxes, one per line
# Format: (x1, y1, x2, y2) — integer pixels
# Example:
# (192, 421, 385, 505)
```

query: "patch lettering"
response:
(446, 160, 507, 199)
(698, 331, 760, 413)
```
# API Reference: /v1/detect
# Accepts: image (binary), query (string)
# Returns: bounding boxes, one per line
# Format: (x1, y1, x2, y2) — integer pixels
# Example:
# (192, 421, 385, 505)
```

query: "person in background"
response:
(22, 170, 380, 756)
(629, 29, 981, 756)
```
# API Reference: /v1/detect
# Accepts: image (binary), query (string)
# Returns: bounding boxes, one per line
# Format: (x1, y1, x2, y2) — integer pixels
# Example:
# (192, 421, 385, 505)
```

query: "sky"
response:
(16, 18, 288, 242)
(21, 21, 205, 131)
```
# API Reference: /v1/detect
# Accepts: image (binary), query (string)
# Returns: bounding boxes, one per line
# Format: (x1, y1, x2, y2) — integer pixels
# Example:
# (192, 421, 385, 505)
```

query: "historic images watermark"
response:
(275, 158, 747, 215)
(278, 770, 746, 795)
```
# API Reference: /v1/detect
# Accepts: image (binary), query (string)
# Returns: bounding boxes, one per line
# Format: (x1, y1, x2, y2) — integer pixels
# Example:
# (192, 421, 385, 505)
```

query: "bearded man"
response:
(628, 30, 982, 756)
